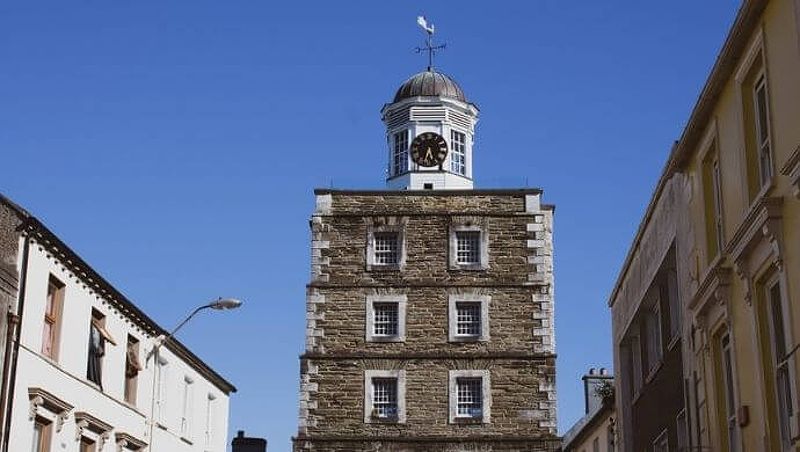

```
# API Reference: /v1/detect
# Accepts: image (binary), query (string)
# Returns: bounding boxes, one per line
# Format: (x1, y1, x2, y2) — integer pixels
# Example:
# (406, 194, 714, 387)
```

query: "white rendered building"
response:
(0, 196, 236, 452)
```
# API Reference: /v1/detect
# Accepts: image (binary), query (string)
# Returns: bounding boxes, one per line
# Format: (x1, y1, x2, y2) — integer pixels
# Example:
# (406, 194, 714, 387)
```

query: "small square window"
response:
(456, 302, 481, 337)
(449, 222, 488, 270)
(367, 225, 405, 271)
(456, 231, 480, 265)
(364, 370, 406, 423)
(366, 295, 406, 342)
(448, 294, 489, 342)
(449, 370, 491, 423)
(456, 378, 483, 418)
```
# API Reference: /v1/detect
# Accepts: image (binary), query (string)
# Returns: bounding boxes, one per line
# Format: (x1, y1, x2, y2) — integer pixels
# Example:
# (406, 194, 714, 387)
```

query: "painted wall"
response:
(7, 238, 230, 452)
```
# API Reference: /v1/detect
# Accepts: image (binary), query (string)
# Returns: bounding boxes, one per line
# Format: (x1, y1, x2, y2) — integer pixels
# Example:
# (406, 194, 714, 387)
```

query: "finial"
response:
(415, 16, 446, 71)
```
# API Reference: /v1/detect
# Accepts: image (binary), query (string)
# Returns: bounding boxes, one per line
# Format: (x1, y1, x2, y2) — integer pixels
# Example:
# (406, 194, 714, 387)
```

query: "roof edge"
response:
(0, 194, 237, 394)
(608, 0, 766, 308)
(314, 188, 543, 196)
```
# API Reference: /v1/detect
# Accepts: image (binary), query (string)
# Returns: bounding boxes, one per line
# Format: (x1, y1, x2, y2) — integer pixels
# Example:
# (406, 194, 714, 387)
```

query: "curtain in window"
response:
(126, 343, 142, 377)
(87, 323, 105, 388)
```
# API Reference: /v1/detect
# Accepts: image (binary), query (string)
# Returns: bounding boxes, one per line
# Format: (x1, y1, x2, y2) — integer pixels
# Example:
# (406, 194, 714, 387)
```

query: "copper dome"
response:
(393, 70, 467, 103)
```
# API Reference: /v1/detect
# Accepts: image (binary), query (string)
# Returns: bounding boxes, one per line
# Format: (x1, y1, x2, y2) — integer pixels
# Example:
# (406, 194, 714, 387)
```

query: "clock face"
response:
(410, 132, 448, 167)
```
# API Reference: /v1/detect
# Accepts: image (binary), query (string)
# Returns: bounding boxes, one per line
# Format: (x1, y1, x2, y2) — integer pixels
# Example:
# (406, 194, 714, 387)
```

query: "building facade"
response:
(561, 369, 616, 452)
(292, 65, 559, 451)
(610, 0, 800, 450)
(0, 196, 236, 452)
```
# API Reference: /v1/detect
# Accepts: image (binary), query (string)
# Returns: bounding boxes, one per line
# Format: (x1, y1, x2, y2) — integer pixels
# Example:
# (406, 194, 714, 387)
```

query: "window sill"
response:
(369, 415, 400, 424)
(449, 264, 488, 272)
(449, 335, 483, 343)
(453, 416, 484, 425)
(367, 335, 405, 343)
(366, 264, 402, 272)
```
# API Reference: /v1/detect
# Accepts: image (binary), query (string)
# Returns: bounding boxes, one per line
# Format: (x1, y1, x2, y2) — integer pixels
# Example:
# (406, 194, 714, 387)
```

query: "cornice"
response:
(314, 188, 543, 196)
(726, 196, 783, 263)
(293, 434, 560, 443)
(115, 432, 147, 451)
(300, 352, 556, 361)
(689, 261, 732, 315)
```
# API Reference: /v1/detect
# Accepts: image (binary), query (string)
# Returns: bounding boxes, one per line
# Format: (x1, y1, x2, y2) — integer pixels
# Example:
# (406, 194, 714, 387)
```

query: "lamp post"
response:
(146, 298, 242, 451)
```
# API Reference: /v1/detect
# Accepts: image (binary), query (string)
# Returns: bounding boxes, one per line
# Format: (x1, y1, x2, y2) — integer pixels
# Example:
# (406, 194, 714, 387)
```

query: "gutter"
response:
(0, 228, 31, 452)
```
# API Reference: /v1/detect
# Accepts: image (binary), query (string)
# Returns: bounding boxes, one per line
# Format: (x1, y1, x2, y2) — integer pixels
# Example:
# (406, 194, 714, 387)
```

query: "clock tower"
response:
(293, 17, 558, 452)
(382, 70, 479, 190)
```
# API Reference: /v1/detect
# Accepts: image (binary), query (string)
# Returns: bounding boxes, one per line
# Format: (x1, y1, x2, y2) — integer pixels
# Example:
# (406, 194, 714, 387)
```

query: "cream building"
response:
(610, 0, 800, 450)
(0, 195, 236, 452)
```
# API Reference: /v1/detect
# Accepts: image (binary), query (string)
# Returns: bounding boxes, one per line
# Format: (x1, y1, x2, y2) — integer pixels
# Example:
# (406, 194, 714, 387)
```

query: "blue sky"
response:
(1, 1, 740, 449)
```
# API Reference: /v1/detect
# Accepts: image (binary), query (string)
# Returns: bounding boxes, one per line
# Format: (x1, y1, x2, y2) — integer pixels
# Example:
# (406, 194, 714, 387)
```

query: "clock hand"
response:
(425, 147, 434, 161)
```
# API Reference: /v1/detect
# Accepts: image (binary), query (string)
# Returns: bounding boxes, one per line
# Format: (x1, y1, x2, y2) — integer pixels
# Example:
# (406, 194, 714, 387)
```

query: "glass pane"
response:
(755, 81, 769, 145)
(456, 302, 481, 336)
(455, 231, 480, 264)
(373, 303, 399, 336)
(456, 377, 483, 417)
(372, 378, 398, 418)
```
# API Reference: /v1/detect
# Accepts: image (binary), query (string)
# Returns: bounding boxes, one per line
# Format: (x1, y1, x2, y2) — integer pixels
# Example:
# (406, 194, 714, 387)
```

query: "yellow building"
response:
(610, 0, 800, 450)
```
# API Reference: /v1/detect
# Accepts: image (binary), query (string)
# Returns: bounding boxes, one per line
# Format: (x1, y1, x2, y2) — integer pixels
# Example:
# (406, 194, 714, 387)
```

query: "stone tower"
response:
(293, 32, 559, 452)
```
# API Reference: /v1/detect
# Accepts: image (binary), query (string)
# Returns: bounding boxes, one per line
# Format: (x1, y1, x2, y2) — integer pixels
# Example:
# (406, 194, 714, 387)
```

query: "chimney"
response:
(231, 430, 267, 452)
(582, 367, 614, 414)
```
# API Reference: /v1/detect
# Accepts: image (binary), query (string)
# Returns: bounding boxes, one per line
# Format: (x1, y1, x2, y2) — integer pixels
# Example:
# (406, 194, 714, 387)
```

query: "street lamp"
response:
(146, 297, 242, 451)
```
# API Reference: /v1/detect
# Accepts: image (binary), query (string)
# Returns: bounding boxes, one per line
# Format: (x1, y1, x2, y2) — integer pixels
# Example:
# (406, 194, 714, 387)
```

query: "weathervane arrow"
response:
(414, 16, 446, 71)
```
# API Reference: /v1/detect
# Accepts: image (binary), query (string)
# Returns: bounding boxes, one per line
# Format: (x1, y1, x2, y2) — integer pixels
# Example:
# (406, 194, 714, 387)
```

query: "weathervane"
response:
(415, 16, 446, 71)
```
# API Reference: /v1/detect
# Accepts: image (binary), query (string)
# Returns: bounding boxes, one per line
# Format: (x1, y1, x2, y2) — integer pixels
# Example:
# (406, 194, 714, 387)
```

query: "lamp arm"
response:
(166, 304, 211, 340)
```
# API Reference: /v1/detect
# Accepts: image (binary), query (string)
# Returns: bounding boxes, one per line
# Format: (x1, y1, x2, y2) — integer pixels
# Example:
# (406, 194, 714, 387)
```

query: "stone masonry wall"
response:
(0, 201, 23, 375)
(296, 190, 557, 451)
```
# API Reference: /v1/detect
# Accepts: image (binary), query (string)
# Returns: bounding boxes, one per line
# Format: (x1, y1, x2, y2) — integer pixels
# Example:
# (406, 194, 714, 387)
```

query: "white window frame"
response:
(720, 332, 740, 452)
(365, 295, 407, 342)
(450, 129, 467, 175)
(392, 129, 409, 176)
(363, 370, 406, 424)
(448, 370, 491, 423)
(449, 223, 488, 270)
(644, 293, 663, 374)
(765, 275, 795, 448)
(448, 294, 490, 342)
(752, 72, 773, 187)
(366, 225, 405, 271)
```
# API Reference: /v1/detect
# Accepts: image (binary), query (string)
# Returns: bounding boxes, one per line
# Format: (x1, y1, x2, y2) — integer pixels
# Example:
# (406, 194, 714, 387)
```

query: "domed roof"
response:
(393, 70, 467, 103)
